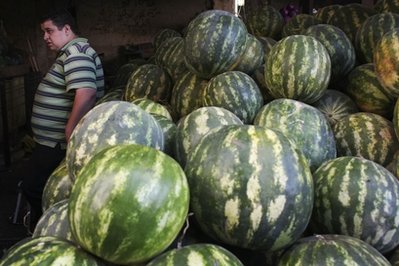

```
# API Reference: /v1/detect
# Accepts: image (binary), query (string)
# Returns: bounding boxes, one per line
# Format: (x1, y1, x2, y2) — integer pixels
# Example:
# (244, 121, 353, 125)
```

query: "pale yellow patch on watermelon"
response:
(268, 195, 286, 223)
(51, 249, 76, 265)
(187, 251, 205, 265)
(338, 168, 351, 207)
(224, 197, 240, 232)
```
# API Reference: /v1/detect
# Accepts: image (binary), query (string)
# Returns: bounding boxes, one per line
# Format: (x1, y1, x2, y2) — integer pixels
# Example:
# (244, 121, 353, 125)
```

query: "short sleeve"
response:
(64, 53, 97, 92)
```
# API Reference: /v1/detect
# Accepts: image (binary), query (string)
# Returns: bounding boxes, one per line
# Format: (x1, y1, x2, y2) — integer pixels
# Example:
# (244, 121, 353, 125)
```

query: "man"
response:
(22, 9, 105, 231)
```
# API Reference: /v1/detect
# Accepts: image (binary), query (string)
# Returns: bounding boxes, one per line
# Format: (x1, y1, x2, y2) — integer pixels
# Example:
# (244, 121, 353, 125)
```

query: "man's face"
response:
(41, 20, 72, 51)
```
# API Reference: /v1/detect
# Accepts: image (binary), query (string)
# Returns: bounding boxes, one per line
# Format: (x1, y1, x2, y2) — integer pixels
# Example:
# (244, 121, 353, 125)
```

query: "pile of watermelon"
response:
(5, 1, 399, 265)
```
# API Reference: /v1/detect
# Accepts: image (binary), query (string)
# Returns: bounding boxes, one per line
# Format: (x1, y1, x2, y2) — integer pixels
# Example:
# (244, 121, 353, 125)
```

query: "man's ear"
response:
(64, 24, 71, 34)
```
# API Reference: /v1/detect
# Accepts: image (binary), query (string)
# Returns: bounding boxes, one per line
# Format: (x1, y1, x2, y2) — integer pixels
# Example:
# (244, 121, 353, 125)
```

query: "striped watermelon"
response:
(153, 28, 182, 51)
(311, 156, 399, 254)
(175, 106, 243, 168)
(170, 71, 208, 120)
(33, 199, 74, 242)
(202, 71, 263, 124)
(68, 144, 189, 265)
(393, 98, 399, 140)
(356, 13, 399, 64)
(333, 112, 399, 167)
(66, 101, 164, 181)
(243, 4, 284, 39)
(374, 0, 399, 13)
(112, 59, 146, 89)
(311, 89, 358, 126)
(345, 63, 394, 118)
(233, 34, 264, 75)
(95, 88, 123, 105)
(147, 244, 243, 266)
(374, 28, 399, 97)
(314, 5, 342, 23)
(305, 24, 356, 84)
(281, 14, 322, 37)
(185, 125, 313, 251)
(154, 36, 188, 81)
(124, 64, 172, 103)
(42, 160, 72, 212)
(256, 36, 277, 62)
(133, 98, 173, 121)
(184, 10, 248, 79)
(0, 236, 99, 265)
(265, 35, 331, 104)
(327, 3, 376, 45)
(254, 98, 336, 172)
(278, 234, 390, 265)
(152, 113, 176, 158)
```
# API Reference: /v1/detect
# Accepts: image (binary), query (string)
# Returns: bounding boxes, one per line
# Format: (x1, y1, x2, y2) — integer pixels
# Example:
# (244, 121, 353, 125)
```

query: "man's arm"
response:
(65, 88, 96, 142)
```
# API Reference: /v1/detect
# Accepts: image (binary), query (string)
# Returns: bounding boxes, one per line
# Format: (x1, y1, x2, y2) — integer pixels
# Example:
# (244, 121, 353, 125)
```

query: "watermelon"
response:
(66, 101, 164, 181)
(33, 199, 74, 242)
(175, 106, 243, 168)
(152, 113, 177, 158)
(278, 234, 390, 265)
(147, 244, 244, 266)
(233, 34, 264, 75)
(345, 63, 394, 118)
(311, 156, 399, 254)
(265, 35, 331, 104)
(154, 36, 188, 81)
(356, 13, 399, 64)
(243, 4, 284, 39)
(202, 71, 263, 124)
(374, 28, 399, 97)
(281, 14, 322, 37)
(256, 36, 277, 62)
(42, 159, 72, 212)
(184, 10, 248, 79)
(68, 144, 189, 265)
(0, 236, 99, 265)
(333, 112, 399, 167)
(153, 28, 182, 51)
(112, 59, 146, 89)
(305, 24, 356, 84)
(133, 98, 173, 121)
(374, 0, 399, 14)
(251, 65, 274, 104)
(185, 125, 313, 251)
(393, 98, 399, 141)
(170, 71, 208, 120)
(314, 5, 342, 23)
(95, 88, 123, 105)
(311, 89, 358, 126)
(327, 3, 376, 45)
(254, 98, 336, 172)
(124, 64, 172, 103)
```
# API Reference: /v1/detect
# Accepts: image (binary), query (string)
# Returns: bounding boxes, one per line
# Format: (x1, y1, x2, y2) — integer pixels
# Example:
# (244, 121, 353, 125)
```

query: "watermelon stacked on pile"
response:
(5, 1, 399, 265)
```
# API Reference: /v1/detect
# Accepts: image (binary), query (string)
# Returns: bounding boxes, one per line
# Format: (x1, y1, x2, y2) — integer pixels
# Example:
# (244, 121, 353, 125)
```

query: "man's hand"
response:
(65, 88, 96, 143)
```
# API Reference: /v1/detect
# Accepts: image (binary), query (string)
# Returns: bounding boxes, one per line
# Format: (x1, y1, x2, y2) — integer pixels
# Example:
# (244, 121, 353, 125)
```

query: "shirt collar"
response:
(57, 37, 88, 56)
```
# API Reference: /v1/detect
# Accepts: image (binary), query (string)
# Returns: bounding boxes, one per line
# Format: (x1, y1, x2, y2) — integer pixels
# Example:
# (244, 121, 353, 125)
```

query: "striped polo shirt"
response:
(31, 37, 105, 149)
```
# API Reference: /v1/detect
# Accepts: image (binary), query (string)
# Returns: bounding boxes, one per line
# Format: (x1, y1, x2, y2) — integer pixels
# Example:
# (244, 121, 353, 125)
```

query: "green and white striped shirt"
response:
(31, 38, 105, 148)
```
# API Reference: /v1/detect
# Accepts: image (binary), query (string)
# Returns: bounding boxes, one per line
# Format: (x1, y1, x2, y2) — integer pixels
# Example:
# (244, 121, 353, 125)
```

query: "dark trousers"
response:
(21, 142, 65, 228)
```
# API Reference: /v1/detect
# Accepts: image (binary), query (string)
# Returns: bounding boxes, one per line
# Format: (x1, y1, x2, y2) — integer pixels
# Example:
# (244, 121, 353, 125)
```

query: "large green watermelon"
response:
(281, 14, 321, 37)
(0, 236, 99, 265)
(175, 106, 243, 168)
(243, 4, 284, 39)
(42, 159, 72, 212)
(66, 101, 164, 181)
(33, 199, 74, 242)
(68, 144, 190, 265)
(147, 244, 244, 266)
(185, 125, 313, 251)
(265, 35, 331, 104)
(202, 71, 263, 124)
(184, 10, 248, 79)
(374, 28, 399, 97)
(311, 156, 399, 254)
(254, 98, 336, 172)
(278, 234, 390, 265)
(333, 112, 399, 167)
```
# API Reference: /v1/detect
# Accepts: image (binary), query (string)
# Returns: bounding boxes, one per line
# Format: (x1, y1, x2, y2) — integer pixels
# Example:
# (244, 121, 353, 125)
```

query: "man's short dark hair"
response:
(40, 9, 79, 34)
